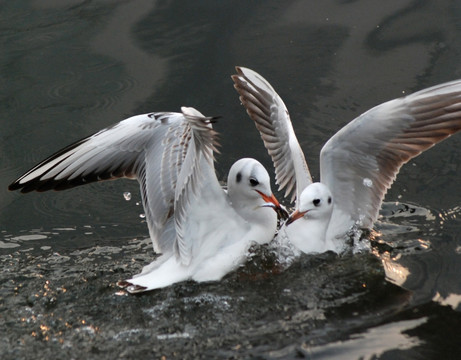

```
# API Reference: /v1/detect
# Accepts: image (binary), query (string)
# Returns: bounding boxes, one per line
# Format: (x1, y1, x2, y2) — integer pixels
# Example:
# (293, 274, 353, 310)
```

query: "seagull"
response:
(232, 66, 461, 254)
(9, 106, 285, 293)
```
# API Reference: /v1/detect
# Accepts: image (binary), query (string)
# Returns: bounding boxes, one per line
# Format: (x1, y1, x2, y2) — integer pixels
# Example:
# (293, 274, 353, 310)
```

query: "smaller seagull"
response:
(9, 107, 285, 293)
(233, 67, 461, 254)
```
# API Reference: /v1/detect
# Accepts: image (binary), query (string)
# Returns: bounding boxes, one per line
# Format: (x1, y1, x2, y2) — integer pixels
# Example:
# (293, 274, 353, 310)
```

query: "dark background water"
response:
(2, 1, 461, 359)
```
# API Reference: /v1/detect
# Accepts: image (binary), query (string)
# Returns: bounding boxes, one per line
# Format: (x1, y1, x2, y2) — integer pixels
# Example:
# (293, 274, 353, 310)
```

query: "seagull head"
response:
(227, 158, 287, 219)
(286, 183, 333, 225)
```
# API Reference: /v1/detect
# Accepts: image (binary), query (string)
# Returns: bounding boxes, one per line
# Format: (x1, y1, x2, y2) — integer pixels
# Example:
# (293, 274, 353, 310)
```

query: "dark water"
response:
(2, 1, 461, 358)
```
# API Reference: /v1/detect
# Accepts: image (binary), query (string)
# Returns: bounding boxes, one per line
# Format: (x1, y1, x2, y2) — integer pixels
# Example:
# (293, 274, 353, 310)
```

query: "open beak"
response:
(256, 190, 289, 220)
(286, 209, 307, 225)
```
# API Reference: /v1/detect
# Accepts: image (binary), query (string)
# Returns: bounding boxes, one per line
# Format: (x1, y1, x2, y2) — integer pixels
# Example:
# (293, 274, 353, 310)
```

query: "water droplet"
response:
(139, 214, 146, 219)
(123, 192, 131, 201)
(363, 178, 373, 187)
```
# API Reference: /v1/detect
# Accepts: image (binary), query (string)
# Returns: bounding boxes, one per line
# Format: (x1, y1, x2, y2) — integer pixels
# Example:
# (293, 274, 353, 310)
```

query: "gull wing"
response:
(171, 107, 221, 266)
(320, 79, 461, 235)
(232, 66, 312, 204)
(8, 110, 205, 255)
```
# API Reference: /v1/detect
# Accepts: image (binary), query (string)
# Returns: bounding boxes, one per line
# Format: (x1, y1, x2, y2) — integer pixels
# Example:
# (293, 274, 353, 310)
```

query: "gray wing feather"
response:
(232, 66, 312, 204)
(9, 112, 190, 254)
(321, 79, 461, 233)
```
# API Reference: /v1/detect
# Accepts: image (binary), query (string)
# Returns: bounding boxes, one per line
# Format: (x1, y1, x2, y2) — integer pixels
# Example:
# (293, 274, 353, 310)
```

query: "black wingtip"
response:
(7, 180, 34, 193)
(209, 116, 221, 124)
(8, 182, 20, 192)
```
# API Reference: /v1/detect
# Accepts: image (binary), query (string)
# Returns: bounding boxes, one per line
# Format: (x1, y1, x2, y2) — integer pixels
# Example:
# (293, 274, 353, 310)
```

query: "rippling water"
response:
(2, 1, 461, 359)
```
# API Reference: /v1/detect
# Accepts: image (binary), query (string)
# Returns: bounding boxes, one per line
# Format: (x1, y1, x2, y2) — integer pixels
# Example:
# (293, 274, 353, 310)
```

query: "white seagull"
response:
(232, 67, 461, 254)
(9, 107, 285, 293)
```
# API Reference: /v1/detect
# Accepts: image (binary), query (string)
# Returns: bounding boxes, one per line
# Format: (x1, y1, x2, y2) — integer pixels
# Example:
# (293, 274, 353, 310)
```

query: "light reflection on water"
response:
(433, 292, 461, 311)
(0, 207, 456, 358)
(305, 318, 427, 360)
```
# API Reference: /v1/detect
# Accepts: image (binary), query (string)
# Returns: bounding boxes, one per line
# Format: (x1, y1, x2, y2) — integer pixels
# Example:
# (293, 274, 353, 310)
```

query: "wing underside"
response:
(320, 79, 461, 234)
(232, 66, 312, 204)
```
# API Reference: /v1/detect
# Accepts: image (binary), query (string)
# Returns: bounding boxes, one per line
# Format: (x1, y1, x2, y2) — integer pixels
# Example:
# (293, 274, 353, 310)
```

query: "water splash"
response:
(363, 178, 373, 187)
(265, 232, 302, 269)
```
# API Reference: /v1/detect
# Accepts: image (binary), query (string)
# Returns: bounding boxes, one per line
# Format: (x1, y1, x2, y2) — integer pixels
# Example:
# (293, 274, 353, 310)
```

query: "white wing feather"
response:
(171, 107, 220, 265)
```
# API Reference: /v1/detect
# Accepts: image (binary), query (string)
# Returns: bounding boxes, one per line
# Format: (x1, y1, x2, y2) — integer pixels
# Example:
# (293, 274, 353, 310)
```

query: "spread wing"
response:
(320, 79, 461, 236)
(232, 66, 312, 204)
(8, 109, 216, 256)
(172, 107, 220, 265)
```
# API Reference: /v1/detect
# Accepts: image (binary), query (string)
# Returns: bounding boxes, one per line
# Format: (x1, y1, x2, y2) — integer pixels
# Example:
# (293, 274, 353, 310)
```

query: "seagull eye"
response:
(313, 199, 321, 206)
(249, 178, 259, 187)
(328, 196, 332, 204)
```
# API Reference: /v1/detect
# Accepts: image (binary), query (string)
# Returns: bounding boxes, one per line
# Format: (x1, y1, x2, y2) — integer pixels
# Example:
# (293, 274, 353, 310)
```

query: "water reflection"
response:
(305, 318, 426, 360)
(379, 251, 411, 288)
(89, 0, 166, 119)
(433, 292, 461, 311)
(373, 201, 461, 313)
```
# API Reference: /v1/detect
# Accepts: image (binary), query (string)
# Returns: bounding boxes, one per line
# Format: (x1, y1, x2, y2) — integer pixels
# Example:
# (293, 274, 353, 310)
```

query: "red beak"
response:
(286, 209, 307, 225)
(255, 190, 288, 220)
(256, 190, 281, 207)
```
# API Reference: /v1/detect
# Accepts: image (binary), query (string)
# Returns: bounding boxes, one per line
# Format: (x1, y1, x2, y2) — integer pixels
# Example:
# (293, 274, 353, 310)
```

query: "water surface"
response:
(2, 1, 461, 358)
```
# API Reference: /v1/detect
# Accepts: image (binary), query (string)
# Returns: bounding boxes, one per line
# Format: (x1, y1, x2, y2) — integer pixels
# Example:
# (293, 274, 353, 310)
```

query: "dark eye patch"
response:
(328, 197, 332, 204)
(249, 178, 259, 187)
(236, 172, 242, 183)
(313, 198, 321, 206)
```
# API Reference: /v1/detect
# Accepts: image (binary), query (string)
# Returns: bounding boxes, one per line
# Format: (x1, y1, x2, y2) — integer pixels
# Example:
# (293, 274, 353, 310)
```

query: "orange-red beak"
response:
(286, 209, 307, 225)
(255, 190, 289, 220)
